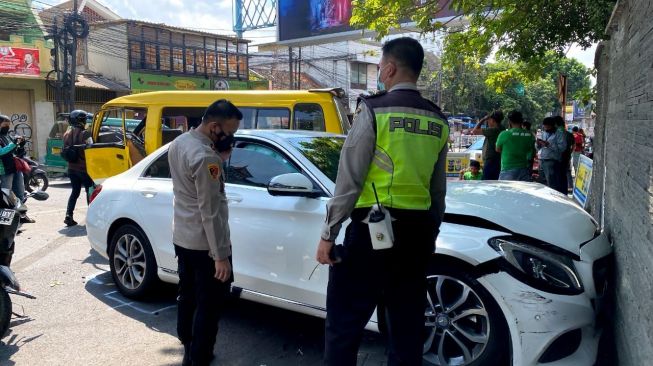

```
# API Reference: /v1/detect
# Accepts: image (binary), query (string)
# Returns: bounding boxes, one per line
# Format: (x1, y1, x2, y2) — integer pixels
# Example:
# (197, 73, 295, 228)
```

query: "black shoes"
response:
(20, 214, 35, 224)
(64, 216, 78, 227)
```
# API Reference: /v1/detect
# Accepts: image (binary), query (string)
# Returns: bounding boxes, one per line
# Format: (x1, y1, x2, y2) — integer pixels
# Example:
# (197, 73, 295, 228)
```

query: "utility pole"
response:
(288, 47, 294, 90)
(68, 0, 79, 112)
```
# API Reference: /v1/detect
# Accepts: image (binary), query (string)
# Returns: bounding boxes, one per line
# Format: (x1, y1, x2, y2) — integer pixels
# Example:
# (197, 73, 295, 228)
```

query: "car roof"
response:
(236, 129, 344, 143)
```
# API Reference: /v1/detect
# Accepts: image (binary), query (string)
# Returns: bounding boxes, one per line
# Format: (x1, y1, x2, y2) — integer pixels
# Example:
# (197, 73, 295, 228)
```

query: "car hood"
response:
(445, 181, 597, 255)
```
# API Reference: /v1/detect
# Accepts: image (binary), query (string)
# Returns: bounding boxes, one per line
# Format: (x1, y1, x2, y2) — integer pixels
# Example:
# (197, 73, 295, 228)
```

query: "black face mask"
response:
(214, 131, 235, 152)
(0, 127, 9, 135)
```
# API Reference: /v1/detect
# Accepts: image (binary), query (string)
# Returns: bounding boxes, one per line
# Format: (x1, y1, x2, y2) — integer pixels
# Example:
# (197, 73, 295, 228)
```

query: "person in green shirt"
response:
(459, 159, 483, 180)
(495, 110, 536, 181)
(469, 110, 503, 180)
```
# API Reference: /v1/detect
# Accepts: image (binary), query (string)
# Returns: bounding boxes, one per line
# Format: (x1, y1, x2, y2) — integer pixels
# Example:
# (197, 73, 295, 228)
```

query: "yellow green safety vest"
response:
(355, 90, 449, 210)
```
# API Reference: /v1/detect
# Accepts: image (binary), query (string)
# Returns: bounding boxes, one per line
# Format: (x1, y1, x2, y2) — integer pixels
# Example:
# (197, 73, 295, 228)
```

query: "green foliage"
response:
(351, 0, 616, 68)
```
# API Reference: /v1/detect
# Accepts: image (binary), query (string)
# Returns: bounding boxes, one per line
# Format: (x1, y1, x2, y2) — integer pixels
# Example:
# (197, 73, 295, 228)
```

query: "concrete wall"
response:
(87, 24, 130, 86)
(592, 0, 653, 364)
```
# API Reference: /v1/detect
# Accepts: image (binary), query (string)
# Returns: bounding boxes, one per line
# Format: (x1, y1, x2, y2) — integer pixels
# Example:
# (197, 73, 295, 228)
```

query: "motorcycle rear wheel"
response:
(26, 172, 49, 193)
(0, 289, 11, 338)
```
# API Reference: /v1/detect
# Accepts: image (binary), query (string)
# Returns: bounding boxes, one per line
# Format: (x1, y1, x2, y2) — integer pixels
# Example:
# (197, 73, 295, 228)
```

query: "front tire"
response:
(423, 263, 510, 366)
(25, 172, 48, 192)
(109, 224, 159, 299)
(0, 289, 11, 338)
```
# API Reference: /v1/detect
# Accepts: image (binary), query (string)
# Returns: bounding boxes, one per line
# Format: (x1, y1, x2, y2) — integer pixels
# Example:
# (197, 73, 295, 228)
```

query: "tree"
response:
(350, 0, 615, 69)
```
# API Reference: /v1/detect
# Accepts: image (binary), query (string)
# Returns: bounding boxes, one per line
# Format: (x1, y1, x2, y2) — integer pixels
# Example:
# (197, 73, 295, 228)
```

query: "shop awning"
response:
(76, 74, 130, 92)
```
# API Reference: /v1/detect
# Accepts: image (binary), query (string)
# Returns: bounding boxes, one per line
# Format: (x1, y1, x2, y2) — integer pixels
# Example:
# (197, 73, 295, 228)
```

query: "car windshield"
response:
(287, 136, 344, 183)
(467, 136, 485, 151)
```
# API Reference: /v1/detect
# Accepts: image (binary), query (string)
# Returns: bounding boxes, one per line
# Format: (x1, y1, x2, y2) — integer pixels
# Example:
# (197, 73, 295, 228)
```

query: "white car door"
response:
(131, 151, 177, 273)
(226, 139, 328, 307)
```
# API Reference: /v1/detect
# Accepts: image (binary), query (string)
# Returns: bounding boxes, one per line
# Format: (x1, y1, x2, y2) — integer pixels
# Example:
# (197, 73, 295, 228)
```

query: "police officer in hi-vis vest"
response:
(316, 37, 449, 365)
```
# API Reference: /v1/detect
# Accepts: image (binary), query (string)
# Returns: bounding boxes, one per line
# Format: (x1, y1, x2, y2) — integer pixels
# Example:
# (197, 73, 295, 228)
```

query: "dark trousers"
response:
(325, 209, 437, 366)
(66, 170, 94, 217)
(482, 158, 500, 180)
(541, 159, 566, 194)
(175, 245, 232, 366)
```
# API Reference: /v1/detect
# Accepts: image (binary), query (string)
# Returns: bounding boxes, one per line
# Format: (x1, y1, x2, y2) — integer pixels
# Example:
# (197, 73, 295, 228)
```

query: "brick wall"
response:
(592, 0, 653, 364)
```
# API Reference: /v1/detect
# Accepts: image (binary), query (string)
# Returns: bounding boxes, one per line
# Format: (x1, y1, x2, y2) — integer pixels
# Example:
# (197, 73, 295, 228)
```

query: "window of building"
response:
(217, 53, 227, 76)
(144, 43, 157, 70)
(206, 51, 217, 75)
(158, 30, 171, 44)
(159, 46, 171, 71)
(196, 49, 206, 74)
(130, 42, 142, 69)
(237, 55, 247, 79)
(294, 104, 325, 131)
(185, 49, 195, 73)
(228, 54, 238, 78)
(173, 47, 184, 72)
(143, 26, 157, 42)
(172, 32, 184, 46)
(350, 62, 367, 90)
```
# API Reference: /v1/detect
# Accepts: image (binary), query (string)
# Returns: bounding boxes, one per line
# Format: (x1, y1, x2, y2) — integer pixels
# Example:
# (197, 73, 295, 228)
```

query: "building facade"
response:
(86, 20, 253, 95)
(0, 0, 54, 158)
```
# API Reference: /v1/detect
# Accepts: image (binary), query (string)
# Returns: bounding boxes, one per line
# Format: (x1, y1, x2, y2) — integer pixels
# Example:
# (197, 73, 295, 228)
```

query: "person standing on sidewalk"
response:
(0, 115, 17, 191)
(537, 117, 567, 193)
(315, 37, 449, 366)
(495, 110, 536, 181)
(168, 99, 241, 366)
(62, 110, 94, 227)
(572, 126, 584, 174)
(469, 110, 504, 179)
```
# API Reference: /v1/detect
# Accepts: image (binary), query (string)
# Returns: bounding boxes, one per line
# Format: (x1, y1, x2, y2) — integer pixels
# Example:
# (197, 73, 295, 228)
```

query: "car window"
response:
(142, 152, 170, 179)
(226, 142, 300, 187)
(294, 103, 325, 131)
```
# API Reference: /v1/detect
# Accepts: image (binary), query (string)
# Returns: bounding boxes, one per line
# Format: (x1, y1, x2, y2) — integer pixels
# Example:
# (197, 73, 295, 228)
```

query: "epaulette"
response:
(359, 90, 387, 100)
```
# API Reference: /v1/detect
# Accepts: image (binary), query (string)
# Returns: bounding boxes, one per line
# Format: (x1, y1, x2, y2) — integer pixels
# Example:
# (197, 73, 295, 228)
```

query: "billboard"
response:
(0, 47, 40, 76)
(278, 0, 459, 45)
(130, 72, 211, 93)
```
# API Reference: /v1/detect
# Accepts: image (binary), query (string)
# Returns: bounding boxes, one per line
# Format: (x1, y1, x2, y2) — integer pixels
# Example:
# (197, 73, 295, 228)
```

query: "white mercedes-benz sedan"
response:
(87, 130, 612, 366)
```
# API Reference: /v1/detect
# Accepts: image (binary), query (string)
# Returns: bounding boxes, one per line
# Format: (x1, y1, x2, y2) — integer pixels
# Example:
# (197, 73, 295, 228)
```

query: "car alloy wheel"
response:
(113, 233, 147, 290)
(424, 275, 490, 366)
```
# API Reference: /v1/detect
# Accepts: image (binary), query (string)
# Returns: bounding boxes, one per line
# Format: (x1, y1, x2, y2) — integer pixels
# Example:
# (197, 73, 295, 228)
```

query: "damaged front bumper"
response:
(478, 232, 612, 366)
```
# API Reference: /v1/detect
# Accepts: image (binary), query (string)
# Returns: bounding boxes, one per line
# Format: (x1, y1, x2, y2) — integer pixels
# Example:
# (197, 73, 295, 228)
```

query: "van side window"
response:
(239, 108, 290, 129)
(294, 103, 325, 131)
(95, 108, 146, 144)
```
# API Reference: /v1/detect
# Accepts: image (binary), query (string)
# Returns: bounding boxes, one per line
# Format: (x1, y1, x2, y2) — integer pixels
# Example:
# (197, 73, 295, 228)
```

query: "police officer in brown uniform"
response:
(168, 99, 242, 366)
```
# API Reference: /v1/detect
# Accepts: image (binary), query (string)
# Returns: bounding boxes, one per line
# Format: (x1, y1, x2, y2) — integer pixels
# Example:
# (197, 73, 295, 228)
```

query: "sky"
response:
(45, 0, 598, 70)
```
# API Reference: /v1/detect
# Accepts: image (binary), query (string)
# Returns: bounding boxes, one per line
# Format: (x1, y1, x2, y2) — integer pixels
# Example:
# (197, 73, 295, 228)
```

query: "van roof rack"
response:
(308, 88, 345, 98)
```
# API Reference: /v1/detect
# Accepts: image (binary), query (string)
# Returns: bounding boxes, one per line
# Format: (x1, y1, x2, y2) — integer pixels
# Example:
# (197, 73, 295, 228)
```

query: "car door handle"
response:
(227, 194, 242, 203)
(139, 189, 157, 198)
(116, 154, 124, 160)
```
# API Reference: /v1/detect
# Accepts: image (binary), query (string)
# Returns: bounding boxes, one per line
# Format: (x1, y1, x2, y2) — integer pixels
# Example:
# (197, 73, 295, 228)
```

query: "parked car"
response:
(86, 130, 612, 366)
(85, 88, 351, 182)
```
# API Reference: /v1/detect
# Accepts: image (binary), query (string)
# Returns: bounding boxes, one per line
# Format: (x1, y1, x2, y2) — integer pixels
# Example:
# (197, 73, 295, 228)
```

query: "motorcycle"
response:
(17, 155, 49, 193)
(0, 189, 44, 337)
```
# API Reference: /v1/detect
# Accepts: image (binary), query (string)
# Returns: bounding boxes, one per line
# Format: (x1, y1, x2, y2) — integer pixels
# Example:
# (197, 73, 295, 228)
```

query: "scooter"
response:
(0, 189, 43, 337)
(16, 155, 49, 193)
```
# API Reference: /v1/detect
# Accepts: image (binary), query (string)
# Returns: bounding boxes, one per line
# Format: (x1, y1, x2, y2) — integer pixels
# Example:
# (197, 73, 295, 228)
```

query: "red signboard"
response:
(0, 47, 40, 76)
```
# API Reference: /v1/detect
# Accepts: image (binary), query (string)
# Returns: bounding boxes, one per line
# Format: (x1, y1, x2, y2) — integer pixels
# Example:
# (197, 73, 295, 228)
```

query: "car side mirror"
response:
(268, 173, 320, 198)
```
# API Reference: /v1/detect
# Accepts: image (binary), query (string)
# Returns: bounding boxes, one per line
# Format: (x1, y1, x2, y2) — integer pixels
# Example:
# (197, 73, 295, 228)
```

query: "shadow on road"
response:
(82, 271, 384, 365)
(0, 333, 43, 365)
(58, 225, 87, 238)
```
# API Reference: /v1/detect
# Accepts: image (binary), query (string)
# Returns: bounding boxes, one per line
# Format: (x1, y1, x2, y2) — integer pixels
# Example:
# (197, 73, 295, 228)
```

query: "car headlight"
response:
(489, 237, 583, 295)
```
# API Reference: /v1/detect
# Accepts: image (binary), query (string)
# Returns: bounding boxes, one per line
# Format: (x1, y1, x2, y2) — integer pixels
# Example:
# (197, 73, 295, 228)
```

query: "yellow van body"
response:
(85, 89, 351, 181)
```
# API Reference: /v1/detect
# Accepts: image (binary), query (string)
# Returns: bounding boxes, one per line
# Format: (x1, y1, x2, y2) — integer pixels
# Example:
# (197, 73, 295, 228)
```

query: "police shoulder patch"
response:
(207, 163, 220, 180)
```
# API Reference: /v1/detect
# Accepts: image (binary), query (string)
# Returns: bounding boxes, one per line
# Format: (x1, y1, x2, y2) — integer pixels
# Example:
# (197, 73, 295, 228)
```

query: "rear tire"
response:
(0, 289, 11, 338)
(423, 262, 510, 366)
(108, 224, 159, 300)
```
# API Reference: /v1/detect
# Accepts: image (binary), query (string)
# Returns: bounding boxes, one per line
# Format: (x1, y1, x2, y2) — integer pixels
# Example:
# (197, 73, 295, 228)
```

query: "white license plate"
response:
(0, 209, 15, 226)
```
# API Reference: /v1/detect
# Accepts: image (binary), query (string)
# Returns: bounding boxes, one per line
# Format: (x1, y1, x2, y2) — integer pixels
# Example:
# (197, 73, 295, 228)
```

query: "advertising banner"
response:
(130, 72, 211, 93)
(446, 152, 471, 179)
(213, 79, 270, 90)
(573, 155, 593, 208)
(0, 47, 40, 76)
(278, 0, 458, 44)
